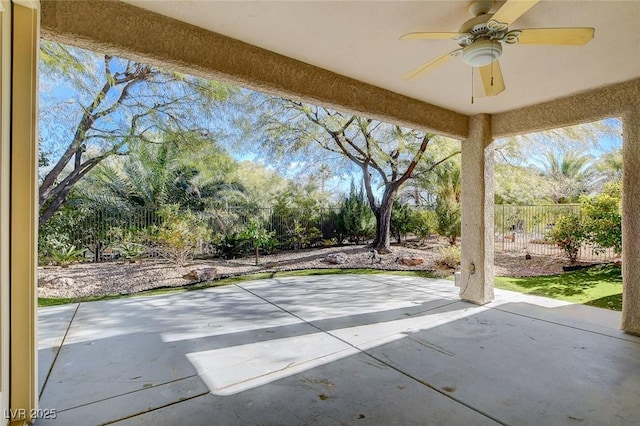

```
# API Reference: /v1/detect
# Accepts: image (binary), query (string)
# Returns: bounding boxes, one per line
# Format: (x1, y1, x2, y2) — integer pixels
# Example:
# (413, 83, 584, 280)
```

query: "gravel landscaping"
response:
(38, 243, 600, 299)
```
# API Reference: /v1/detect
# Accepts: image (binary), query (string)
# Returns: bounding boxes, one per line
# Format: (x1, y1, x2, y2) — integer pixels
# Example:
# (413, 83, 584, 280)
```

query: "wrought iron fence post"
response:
(502, 204, 505, 251)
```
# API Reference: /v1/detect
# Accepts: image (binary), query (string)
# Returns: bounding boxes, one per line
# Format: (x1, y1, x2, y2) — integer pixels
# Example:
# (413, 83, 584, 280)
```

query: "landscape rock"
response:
(398, 257, 424, 266)
(183, 267, 217, 282)
(324, 252, 348, 264)
(40, 277, 75, 289)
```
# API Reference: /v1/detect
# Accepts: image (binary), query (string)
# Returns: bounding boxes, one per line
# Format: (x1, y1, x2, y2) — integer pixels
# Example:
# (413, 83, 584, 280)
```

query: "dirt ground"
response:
(38, 242, 604, 299)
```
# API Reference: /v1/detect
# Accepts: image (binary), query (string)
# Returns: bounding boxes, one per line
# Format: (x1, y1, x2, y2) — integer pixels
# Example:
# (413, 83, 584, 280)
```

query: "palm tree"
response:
(593, 149, 622, 191)
(81, 133, 245, 212)
(538, 150, 595, 203)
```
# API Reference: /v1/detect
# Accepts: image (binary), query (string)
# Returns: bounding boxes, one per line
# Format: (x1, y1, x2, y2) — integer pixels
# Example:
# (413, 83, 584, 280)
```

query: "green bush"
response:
(241, 220, 277, 265)
(50, 244, 85, 267)
(109, 227, 148, 261)
(261, 235, 280, 254)
(581, 182, 622, 254)
(335, 182, 374, 244)
(213, 232, 248, 259)
(436, 198, 461, 246)
(436, 245, 461, 268)
(390, 201, 412, 244)
(38, 196, 88, 265)
(151, 205, 208, 265)
(409, 209, 438, 242)
(271, 186, 325, 250)
(547, 214, 586, 262)
(39, 234, 72, 265)
(288, 222, 321, 250)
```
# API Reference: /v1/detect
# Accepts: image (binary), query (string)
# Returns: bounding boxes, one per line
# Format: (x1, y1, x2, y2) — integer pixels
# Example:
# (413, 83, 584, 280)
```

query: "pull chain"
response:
(471, 66, 474, 104)
(491, 41, 495, 87)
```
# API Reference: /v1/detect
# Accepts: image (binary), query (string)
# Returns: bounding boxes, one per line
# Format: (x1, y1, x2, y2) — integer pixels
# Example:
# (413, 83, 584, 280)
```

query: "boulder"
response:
(324, 252, 348, 264)
(398, 257, 424, 266)
(183, 267, 217, 282)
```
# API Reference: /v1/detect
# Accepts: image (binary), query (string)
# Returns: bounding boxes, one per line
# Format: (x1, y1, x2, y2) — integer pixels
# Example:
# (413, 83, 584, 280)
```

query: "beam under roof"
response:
(493, 79, 640, 139)
(40, 0, 468, 139)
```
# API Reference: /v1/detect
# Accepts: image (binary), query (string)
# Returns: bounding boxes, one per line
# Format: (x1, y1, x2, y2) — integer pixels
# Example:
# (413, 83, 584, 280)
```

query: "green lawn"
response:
(39, 265, 623, 311)
(494, 263, 622, 311)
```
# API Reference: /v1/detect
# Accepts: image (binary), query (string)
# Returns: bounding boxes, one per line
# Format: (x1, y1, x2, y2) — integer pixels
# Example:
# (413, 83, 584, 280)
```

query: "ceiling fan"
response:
(400, 0, 595, 97)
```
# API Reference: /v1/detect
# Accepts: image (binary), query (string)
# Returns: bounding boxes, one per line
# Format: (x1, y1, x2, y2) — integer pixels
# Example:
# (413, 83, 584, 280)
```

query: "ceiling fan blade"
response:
(403, 51, 455, 80)
(400, 32, 462, 41)
(515, 27, 595, 45)
(491, 0, 539, 25)
(479, 60, 505, 97)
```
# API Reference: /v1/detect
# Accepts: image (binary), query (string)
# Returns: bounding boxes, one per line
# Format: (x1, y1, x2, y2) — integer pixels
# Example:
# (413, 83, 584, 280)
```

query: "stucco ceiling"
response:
(124, 0, 639, 116)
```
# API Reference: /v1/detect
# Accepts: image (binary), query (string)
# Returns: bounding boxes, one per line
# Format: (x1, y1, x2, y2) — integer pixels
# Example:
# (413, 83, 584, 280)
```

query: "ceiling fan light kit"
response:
(462, 39, 502, 67)
(400, 0, 595, 98)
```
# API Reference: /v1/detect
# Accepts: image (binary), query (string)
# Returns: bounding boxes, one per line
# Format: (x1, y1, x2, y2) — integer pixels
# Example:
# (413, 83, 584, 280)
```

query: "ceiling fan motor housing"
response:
(469, 0, 494, 17)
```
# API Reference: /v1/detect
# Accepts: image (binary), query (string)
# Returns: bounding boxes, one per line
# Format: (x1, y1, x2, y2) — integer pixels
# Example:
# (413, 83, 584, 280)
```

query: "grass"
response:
(38, 268, 439, 307)
(494, 263, 622, 311)
(40, 264, 623, 312)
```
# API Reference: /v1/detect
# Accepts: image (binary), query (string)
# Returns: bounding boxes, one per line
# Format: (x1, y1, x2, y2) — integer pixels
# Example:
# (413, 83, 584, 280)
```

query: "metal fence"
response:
(494, 204, 617, 261)
(211, 207, 339, 244)
(50, 204, 618, 263)
(58, 206, 339, 261)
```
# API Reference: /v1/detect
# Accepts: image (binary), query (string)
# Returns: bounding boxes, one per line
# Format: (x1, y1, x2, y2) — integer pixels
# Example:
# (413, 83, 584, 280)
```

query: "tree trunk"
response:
(373, 192, 395, 253)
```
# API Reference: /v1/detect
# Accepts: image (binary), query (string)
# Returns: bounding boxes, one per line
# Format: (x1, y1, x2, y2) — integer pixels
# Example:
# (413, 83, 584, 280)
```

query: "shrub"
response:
(436, 198, 461, 246)
(50, 244, 85, 267)
(241, 220, 277, 265)
(213, 232, 248, 259)
(109, 227, 148, 262)
(151, 205, 208, 266)
(39, 234, 72, 265)
(38, 197, 88, 265)
(390, 201, 412, 244)
(261, 235, 280, 254)
(409, 209, 438, 242)
(335, 182, 374, 244)
(547, 214, 586, 262)
(436, 245, 461, 268)
(271, 186, 325, 250)
(318, 210, 339, 241)
(581, 182, 622, 254)
(284, 221, 322, 250)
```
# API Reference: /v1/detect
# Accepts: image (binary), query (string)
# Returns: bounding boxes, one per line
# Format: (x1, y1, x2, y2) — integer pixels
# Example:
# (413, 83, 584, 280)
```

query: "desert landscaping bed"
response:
(38, 244, 598, 299)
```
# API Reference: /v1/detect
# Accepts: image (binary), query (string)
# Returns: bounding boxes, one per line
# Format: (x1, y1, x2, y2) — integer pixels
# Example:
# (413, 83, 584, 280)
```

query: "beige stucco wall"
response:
(492, 79, 640, 138)
(622, 106, 640, 335)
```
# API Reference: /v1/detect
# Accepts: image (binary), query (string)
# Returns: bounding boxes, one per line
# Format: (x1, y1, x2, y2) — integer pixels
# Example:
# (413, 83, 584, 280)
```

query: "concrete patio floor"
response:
(36, 274, 640, 425)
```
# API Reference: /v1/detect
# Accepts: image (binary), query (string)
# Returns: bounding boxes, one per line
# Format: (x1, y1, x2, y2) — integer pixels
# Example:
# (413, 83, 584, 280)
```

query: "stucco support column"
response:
(622, 105, 640, 335)
(460, 114, 494, 305)
(10, 1, 39, 424)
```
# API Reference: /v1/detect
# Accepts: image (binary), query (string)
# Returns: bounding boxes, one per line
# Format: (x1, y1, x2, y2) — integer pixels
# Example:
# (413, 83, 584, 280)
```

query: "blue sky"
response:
(39, 43, 623, 200)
